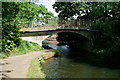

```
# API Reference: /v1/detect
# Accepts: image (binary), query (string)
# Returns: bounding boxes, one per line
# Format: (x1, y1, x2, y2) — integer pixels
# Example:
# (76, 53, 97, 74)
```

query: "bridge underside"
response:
(57, 32, 91, 51)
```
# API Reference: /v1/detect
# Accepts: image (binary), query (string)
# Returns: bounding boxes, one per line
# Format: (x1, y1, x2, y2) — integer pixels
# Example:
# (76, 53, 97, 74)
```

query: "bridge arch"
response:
(56, 32, 91, 51)
(50, 29, 91, 40)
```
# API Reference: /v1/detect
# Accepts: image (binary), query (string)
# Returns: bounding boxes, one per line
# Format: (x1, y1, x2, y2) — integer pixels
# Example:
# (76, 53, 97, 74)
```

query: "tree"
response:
(2, 2, 53, 52)
(53, 2, 120, 54)
(53, 2, 89, 19)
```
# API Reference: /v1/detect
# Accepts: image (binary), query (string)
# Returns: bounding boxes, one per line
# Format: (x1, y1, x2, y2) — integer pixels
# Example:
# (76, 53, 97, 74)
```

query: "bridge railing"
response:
(58, 18, 95, 27)
(22, 18, 95, 31)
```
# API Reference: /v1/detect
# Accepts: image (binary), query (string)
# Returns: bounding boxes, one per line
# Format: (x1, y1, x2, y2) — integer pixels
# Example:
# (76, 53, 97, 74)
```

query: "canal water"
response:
(41, 44, 120, 78)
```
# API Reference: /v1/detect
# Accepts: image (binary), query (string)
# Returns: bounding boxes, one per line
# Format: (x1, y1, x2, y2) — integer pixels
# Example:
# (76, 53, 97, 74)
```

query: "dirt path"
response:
(0, 50, 51, 78)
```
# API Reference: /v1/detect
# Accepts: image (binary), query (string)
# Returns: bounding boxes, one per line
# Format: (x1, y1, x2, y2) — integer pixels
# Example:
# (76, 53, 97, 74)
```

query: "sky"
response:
(36, 0, 59, 16)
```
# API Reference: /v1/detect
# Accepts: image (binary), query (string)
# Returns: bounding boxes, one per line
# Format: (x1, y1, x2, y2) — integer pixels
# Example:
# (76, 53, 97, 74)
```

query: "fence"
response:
(58, 18, 95, 27)
(26, 18, 95, 29)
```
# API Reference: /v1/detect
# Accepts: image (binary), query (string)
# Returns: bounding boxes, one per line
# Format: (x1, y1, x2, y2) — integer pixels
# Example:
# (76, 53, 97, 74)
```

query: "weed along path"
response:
(0, 50, 51, 78)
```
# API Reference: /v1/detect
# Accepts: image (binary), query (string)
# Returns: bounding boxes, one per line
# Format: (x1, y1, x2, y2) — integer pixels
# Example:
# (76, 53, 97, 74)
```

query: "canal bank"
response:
(27, 35, 120, 78)
(26, 33, 120, 78)
(27, 51, 55, 78)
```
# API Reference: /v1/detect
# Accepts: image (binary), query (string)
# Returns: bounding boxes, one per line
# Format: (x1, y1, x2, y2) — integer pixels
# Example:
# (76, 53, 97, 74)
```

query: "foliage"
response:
(42, 40, 49, 45)
(53, 2, 120, 55)
(2, 2, 22, 52)
(91, 2, 120, 54)
(10, 40, 44, 56)
(0, 52, 9, 59)
(0, 40, 44, 59)
(54, 49, 62, 53)
(2, 2, 52, 52)
(43, 18, 58, 26)
(53, 2, 120, 19)
(53, 2, 89, 19)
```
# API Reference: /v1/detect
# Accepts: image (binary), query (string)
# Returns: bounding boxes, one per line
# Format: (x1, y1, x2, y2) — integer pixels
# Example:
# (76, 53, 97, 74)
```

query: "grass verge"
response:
(27, 55, 46, 78)
(0, 40, 44, 59)
(27, 52, 54, 78)
(0, 52, 9, 59)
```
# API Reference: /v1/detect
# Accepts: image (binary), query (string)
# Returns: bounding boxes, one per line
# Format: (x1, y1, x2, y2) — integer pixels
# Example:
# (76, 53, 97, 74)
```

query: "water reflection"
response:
(41, 44, 120, 78)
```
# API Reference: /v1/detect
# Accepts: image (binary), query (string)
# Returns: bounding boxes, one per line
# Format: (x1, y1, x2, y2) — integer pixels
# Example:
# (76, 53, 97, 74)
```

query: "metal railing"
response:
(23, 18, 95, 31)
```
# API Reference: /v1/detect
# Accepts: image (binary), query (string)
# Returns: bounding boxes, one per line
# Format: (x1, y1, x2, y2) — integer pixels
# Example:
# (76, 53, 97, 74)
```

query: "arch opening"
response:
(56, 32, 91, 51)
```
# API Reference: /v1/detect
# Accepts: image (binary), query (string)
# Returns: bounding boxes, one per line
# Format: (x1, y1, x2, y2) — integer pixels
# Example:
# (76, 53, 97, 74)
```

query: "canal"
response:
(41, 44, 120, 78)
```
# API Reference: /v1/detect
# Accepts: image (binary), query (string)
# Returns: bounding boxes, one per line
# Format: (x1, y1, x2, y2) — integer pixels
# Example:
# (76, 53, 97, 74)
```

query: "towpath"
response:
(0, 50, 51, 78)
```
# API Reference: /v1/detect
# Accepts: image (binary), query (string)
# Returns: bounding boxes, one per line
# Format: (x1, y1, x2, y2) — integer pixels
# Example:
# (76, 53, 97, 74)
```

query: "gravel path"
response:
(0, 50, 51, 78)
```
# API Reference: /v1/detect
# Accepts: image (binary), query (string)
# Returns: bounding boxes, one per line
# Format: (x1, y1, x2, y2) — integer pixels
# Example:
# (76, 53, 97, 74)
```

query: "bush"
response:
(0, 40, 44, 58)
(92, 17, 120, 54)
(42, 40, 49, 45)
(0, 52, 10, 59)
(10, 40, 44, 56)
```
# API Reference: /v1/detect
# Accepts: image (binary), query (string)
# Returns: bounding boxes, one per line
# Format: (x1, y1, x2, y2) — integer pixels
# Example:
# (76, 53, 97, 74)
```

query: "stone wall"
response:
(20, 36, 49, 46)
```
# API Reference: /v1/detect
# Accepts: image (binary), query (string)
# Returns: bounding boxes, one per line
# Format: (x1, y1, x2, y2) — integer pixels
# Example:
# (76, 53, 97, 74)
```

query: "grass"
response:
(42, 40, 49, 45)
(0, 40, 44, 59)
(27, 52, 54, 78)
(10, 40, 44, 56)
(54, 49, 62, 53)
(27, 55, 46, 78)
(0, 52, 10, 59)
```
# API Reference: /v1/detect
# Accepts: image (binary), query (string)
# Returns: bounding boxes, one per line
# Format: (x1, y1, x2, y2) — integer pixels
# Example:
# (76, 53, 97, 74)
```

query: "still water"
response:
(41, 44, 120, 78)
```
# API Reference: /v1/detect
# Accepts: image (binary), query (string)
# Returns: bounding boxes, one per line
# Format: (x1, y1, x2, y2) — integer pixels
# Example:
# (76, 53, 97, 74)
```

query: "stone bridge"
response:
(20, 28, 99, 51)
(21, 29, 98, 38)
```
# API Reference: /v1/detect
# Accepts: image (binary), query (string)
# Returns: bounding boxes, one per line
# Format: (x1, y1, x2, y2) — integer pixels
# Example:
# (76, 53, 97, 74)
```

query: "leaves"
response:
(53, 2, 89, 19)
(53, 2, 120, 54)
(2, 2, 53, 52)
